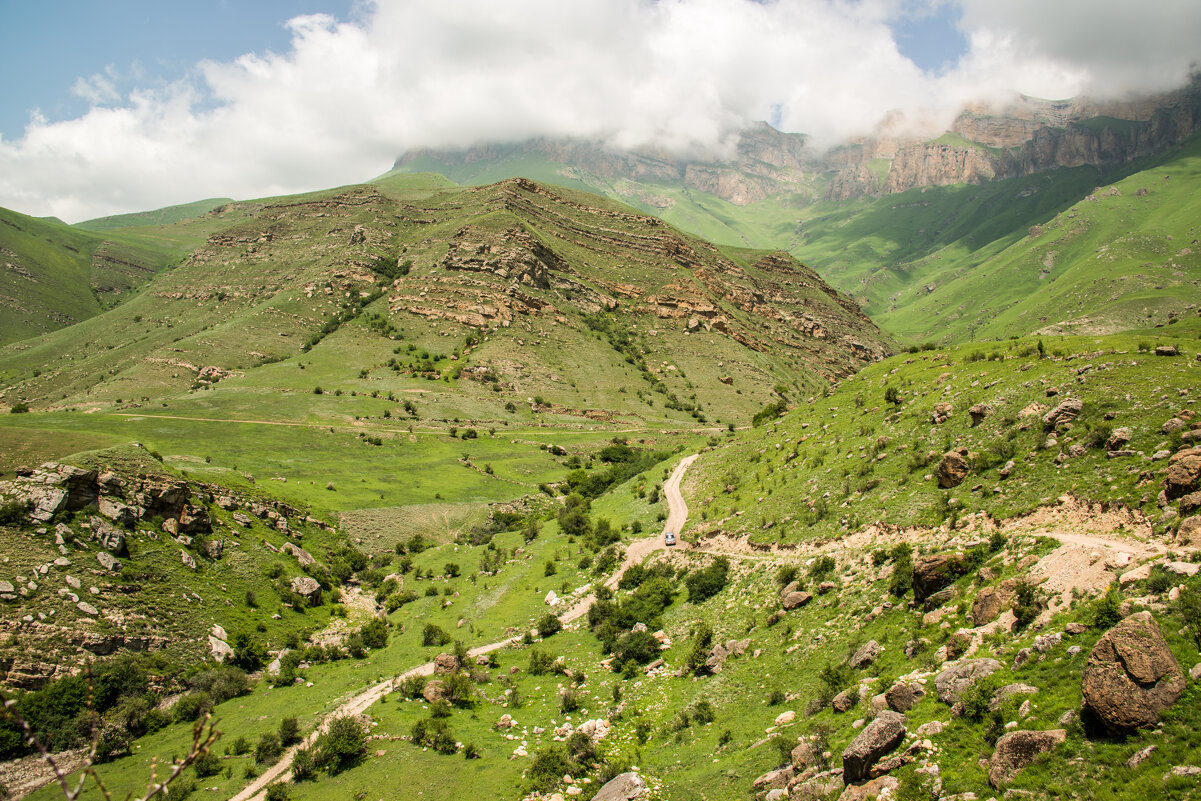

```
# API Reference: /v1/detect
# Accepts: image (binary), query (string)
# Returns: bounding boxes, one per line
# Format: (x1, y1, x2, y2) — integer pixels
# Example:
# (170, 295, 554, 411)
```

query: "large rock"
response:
(97, 497, 136, 527)
(1166, 447, 1201, 499)
(1081, 611, 1185, 730)
(935, 659, 1002, 706)
(988, 729, 1066, 788)
(593, 771, 647, 801)
(913, 554, 966, 603)
(97, 552, 122, 572)
(972, 583, 1015, 626)
(931, 403, 954, 425)
(968, 403, 993, 426)
(842, 709, 906, 784)
(782, 590, 813, 610)
(89, 516, 127, 556)
(434, 652, 461, 674)
(832, 689, 855, 713)
(838, 776, 899, 801)
(936, 449, 971, 488)
(422, 680, 448, 703)
(281, 541, 315, 566)
(850, 640, 881, 669)
(290, 576, 323, 606)
(884, 681, 926, 713)
(1042, 398, 1084, 429)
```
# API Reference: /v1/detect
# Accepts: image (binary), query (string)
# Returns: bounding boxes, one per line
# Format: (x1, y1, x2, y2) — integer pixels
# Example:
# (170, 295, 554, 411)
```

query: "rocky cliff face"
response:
(398, 78, 1201, 205)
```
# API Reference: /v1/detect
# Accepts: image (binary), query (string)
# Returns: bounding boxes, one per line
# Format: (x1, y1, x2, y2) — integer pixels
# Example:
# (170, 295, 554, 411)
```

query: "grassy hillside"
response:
(688, 322, 1201, 547)
(0, 207, 187, 345)
(75, 198, 233, 232)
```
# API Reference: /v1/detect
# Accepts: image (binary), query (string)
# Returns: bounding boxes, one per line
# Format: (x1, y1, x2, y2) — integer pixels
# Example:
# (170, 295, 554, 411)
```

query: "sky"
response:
(0, 0, 1197, 222)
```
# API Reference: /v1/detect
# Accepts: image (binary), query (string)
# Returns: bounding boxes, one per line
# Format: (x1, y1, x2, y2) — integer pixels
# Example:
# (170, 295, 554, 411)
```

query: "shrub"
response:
(615, 629, 661, 665)
(265, 784, 292, 801)
(1146, 565, 1173, 595)
(526, 745, 573, 792)
(173, 692, 213, 724)
(544, 560, 557, 577)
(1012, 580, 1043, 629)
(685, 622, 714, 673)
(775, 565, 799, 588)
(528, 649, 555, 676)
(411, 718, 457, 754)
(291, 747, 315, 781)
(255, 733, 283, 765)
(1178, 585, 1201, 648)
(192, 751, 221, 778)
(360, 618, 389, 649)
(278, 716, 301, 747)
(537, 614, 562, 638)
(188, 665, 250, 704)
(685, 557, 730, 604)
(313, 715, 366, 774)
(559, 688, 581, 713)
(9, 401, 30, 413)
(818, 662, 854, 704)
(1092, 586, 1122, 629)
(422, 624, 452, 647)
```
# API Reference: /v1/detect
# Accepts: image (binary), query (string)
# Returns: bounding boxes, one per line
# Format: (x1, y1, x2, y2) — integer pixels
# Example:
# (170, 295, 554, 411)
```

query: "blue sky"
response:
(1, 0, 1196, 221)
(0, 1, 353, 139)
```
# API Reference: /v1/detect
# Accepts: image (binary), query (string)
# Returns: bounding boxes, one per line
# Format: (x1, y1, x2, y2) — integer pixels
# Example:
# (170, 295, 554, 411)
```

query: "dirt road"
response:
(230, 453, 699, 801)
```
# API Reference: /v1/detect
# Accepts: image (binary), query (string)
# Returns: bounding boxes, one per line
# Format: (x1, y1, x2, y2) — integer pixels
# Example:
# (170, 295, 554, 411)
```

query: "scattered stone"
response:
(913, 554, 966, 603)
(180, 550, 197, 570)
(1042, 399, 1084, 429)
(885, 681, 926, 713)
(1154, 345, 1178, 356)
(77, 601, 99, 617)
(280, 541, 315, 566)
(290, 576, 323, 606)
(96, 552, 122, 572)
(1127, 745, 1157, 768)
(935, 659, 1003, 706)
(434, 653, 461, 674)
(833, 690, 855, 713)
(989, 729, 1066, 788)
(1082, 611, 1186, 730)
(842, 710, 906, 784)
(753, 766, 794, 791)
(850, 640, 881, 669)
(774, 710, 796, 726)
(989, 684, 1039, 711)
(968, 404, 993, 426)
(838, 776, 899, 800)
(1106, 427, 1133, 451)
(422, 680, 447, 703)
(931, 403, 954, 425)
(593, 771, 647, 801)
(936, 449, 971, 489)
(972, 584, 1015, 626)
(916, 720, 944, 736)
(1163, 561, 1201, 577)
(782, 591, 813, 611)
(1166, 447, 1201, 499)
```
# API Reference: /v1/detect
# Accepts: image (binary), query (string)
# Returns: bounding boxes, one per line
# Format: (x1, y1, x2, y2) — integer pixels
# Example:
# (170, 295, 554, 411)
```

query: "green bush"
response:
(411, 717, 457, 754)
(264, 783, 292, 801)
(254, 732, 283, 765)
(360, 618, 389, 649)
(313, 716, 366, 774)
(278, 716, 301, 747)
(685, 622, 714, 673)
(422, 623, 451, 647)
(172, 692, 213, 724)
(291, 747, 315, 781)
(537, 614, 562, 638)
(528, 649, 555, 676)
(685, 557, 730, 603)
(192, 751, 222, 778)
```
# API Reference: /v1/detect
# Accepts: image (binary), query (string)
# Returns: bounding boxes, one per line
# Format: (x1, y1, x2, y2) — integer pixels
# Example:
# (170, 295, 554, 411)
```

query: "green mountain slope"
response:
(75, 198, 233, 232)
(0, 207, 187, 346)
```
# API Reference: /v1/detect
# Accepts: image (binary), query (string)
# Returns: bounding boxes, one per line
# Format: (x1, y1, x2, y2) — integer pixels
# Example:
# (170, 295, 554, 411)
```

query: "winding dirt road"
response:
(230, 453, 698, 801)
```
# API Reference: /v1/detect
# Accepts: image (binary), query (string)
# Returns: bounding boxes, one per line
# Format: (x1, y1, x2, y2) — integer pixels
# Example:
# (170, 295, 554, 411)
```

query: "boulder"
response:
(422, 680, 448, 703)
(935, 659, 1002, 705)
(1082, 612, 1185, 730)
(1166, 447, 1201, 499)
(434, 652, 461, 674)
(281, 542, 315, 566)
(884, 681, 926, 713)
(180, 550, 197, 570)
(989, 729, 1066, 788)
(205, 540, 224, 560)
(209, 636, 234, 663)
(913, 554, 966, 603)
(850, 640, 881, 670)
(842, 709, 906, 784)
(931, 403, 954, 425)
(1042, 398, 1084, 429)
(833, 689, 855, 713)
(774, 710, 797, 726)
(791, 739, 820, 771)
(752, 766, 794, 790)
(782, 590, 813, 610)
(98, 497, 136, 527)
(838, 776, 899, 801)
(1154, 345, 1178, 356)
(1106, 427, 1133, 451)
(290, 576, 322, 606)
(972, 583, 1015, 626)
(593, 771, 648, 801)
(989, 683, 1039, 711)
(936, 450, 971, 488)
(97, 552, 122, 572)
(968, 403, 993, 426)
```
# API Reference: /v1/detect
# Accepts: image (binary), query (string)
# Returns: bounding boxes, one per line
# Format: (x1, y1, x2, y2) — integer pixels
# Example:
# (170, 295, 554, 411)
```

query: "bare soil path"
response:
(230, 453, 699, 801)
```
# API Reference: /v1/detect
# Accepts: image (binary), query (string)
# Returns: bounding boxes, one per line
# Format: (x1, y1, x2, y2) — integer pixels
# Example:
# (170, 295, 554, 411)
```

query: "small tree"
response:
(537, 614, 562, 638)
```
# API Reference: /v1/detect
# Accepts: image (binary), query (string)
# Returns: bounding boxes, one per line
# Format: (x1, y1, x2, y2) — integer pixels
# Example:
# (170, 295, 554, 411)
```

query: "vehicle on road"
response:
(665, 531, 676, 546)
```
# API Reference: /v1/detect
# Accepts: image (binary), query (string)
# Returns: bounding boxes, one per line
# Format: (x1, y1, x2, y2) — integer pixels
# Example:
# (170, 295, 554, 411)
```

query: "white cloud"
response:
(1, 0, 1197, 221)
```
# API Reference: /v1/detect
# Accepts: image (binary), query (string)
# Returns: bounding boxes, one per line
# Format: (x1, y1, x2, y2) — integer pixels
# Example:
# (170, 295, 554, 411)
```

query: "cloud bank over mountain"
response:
(2, 0, 1197, 221)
